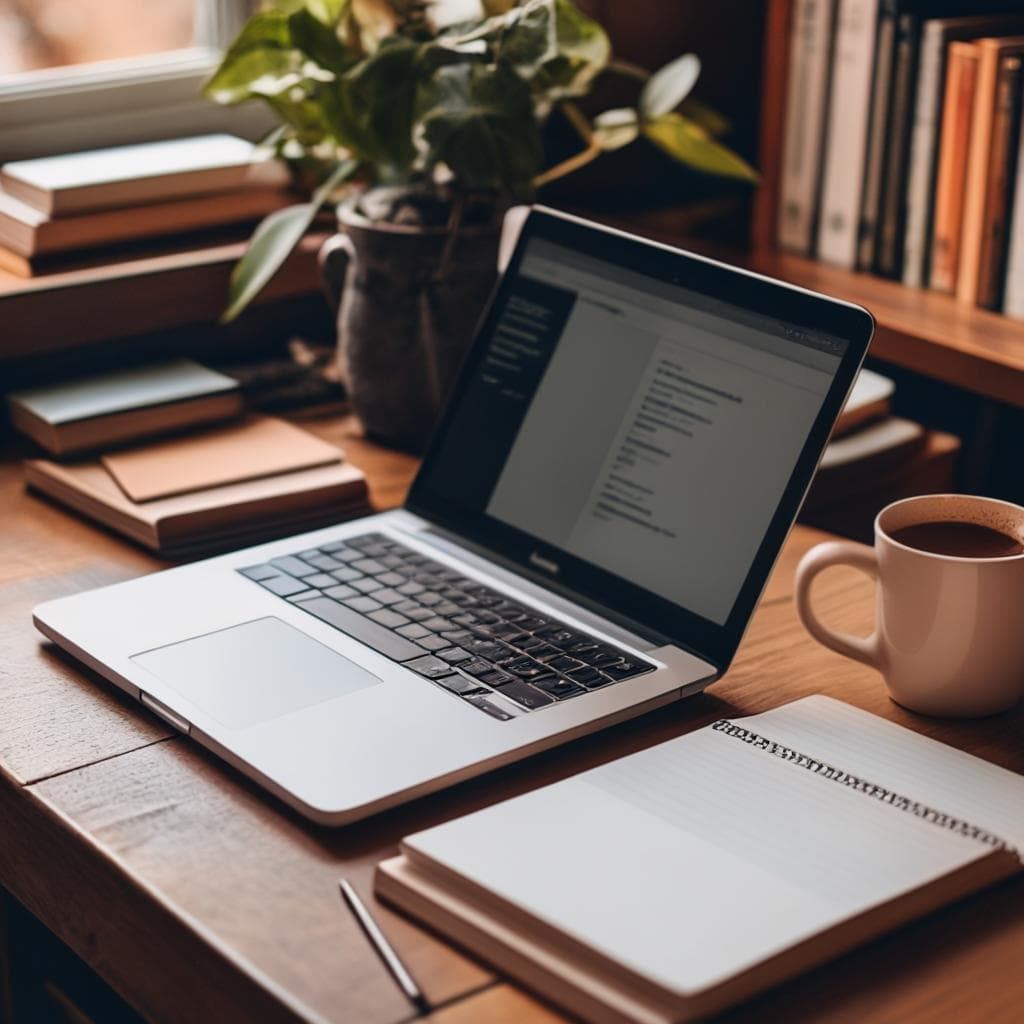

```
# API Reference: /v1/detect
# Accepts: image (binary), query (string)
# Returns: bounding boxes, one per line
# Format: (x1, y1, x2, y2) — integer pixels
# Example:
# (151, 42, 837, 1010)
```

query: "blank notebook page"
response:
(404, 696, 1024, 996)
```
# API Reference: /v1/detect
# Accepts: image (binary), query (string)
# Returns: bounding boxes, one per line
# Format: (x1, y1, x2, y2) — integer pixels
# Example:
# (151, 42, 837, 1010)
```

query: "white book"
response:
(0, 134, 287, 216)
(817, 0, 880, 268)
(378, 696, 1024, 1024)
(1004, 123, 1024, 318)
(777, 0, 837, 254)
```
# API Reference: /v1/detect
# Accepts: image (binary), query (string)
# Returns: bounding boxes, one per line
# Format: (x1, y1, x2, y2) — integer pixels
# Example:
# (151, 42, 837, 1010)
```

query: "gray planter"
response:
(319, 202, 501, 452)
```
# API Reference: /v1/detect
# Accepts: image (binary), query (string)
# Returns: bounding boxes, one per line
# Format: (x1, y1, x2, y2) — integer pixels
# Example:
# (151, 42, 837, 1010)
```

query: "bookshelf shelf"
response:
(747, 249, 1024, 408)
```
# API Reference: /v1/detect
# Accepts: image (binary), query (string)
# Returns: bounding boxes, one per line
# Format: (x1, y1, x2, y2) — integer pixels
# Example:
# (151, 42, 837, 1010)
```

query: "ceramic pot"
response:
(319, 202, 501, 452)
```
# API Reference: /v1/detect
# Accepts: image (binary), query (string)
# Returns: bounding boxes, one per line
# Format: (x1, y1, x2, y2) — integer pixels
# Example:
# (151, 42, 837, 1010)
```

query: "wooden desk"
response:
(1, 413, 1022, 1024)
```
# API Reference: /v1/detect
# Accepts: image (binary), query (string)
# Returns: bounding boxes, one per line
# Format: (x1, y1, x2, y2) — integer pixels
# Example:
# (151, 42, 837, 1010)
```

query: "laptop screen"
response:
(408, 210, 871, 666)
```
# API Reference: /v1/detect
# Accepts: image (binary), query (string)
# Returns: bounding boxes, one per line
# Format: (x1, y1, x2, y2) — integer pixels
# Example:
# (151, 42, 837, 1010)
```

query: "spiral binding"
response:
(712, 719, 1012, 853)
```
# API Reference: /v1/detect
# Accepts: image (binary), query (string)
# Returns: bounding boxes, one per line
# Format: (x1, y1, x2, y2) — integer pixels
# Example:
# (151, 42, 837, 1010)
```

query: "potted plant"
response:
(206, 0, 755, 450)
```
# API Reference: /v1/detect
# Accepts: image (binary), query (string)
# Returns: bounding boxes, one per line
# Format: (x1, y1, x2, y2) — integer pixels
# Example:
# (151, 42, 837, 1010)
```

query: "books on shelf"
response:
(0, 134, 289, 277)
(376, 696, 1024, 1024)
(775, 1, 1024, 317)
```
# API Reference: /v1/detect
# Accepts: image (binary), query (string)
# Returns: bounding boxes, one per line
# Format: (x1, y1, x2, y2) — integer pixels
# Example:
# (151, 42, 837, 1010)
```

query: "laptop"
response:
(33, 208, 873, 825)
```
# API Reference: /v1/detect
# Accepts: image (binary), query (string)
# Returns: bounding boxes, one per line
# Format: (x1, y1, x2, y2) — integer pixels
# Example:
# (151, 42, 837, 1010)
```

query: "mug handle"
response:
(318, 233, 355, 314)
(795, 541, 881, 669)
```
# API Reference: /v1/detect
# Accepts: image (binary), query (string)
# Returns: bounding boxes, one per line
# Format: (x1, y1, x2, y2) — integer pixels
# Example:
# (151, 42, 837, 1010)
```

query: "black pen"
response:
(339, 879, 429, 1016)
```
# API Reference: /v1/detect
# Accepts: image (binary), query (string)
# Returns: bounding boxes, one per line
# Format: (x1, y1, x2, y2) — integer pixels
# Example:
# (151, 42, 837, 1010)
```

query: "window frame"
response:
(0, 0, 272, 162)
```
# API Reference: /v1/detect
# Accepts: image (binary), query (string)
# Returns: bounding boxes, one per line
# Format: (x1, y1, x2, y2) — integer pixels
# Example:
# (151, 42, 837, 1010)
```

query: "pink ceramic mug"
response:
(795, 494, 1024, 717)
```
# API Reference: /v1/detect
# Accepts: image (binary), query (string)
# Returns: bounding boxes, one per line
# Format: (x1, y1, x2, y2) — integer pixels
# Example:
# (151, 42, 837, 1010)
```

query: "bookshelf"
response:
(750, 0, 1024, 410)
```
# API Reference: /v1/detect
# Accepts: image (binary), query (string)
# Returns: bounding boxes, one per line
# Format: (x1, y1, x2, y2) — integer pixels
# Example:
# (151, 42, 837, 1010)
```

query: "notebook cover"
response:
(8, 359, 239, 426)
(101, 415, 343, 502)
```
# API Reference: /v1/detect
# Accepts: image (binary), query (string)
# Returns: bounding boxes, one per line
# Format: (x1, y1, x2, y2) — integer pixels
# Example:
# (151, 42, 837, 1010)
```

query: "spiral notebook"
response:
(376, 697, 1024, 1024)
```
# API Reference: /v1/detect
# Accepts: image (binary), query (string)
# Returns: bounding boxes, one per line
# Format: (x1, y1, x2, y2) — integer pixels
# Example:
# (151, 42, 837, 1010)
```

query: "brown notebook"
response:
(24, 417, 367, 557)
(101, 415, 343, 502)
(957, 35, 1024, 305)
(930, 41, 980, 293)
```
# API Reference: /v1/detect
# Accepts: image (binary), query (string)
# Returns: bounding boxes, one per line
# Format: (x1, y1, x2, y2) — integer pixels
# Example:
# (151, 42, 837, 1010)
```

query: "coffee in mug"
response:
(795, 494, 1024, 717)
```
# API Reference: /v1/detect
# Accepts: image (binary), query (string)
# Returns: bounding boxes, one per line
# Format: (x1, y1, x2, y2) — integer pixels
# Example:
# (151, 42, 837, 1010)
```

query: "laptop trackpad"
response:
(132, 617, 381, 730)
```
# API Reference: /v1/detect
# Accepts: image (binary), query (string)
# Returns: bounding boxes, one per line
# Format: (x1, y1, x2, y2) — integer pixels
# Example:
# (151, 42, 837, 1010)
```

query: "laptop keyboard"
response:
(237, 532, 654, 721)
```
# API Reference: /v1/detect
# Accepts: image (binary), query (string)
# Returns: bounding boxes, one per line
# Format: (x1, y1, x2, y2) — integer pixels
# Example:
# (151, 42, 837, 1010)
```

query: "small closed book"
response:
(376, 697, 1024, 1024)
(0, 134, 287, 216)
(8, 359, 243, 456)
(24, 416, 368, 558)
(0, 186, 290, 259)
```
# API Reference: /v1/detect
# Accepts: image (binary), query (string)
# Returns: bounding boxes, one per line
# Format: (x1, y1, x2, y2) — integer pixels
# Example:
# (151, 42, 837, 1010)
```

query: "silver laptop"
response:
(33, 208, 873, 825)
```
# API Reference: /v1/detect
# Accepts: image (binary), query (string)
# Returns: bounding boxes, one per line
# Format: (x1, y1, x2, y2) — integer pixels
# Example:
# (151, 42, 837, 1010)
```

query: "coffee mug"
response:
(795, 494, 1024, 717)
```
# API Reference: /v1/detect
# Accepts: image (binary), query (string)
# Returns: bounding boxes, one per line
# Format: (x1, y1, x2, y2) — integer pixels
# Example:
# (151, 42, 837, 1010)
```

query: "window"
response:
(0, 0, 273, 162)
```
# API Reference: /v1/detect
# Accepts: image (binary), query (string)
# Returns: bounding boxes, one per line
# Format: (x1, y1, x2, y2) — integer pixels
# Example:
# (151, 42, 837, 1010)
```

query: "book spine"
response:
(978, 56, 1023, 310)
(857, 11, 896, 271)
(957, 40, 1004, 306)
(818, 0, 881, 269)
(875, 14, 920, 278)
(1005, 113, 1024, 318)
(778, 0, 837, 255)
(929, 42, 979, 293)
(902, 21, 945, 288)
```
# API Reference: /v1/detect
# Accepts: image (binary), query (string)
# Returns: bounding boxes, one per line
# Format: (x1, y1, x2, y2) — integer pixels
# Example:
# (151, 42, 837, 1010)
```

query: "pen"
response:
(339, 878, 429, 1016)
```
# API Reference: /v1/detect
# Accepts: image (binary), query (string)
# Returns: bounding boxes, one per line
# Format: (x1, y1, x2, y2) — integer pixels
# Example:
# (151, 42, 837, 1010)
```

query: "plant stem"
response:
(533, 100, 602, 189)
(533, 142, 602, 188)
(606, 58, 649, 82)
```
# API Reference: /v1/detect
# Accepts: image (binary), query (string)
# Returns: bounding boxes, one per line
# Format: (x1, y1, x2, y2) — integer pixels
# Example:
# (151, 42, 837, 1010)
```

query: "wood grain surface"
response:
(2, 414, 1022, 1024)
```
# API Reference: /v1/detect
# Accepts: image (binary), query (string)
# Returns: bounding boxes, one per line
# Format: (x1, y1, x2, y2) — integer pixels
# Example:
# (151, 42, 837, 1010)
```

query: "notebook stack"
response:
(0, 134, 290, 276)
(776, 1, 1024, 317)
(8, 360, 367, 558)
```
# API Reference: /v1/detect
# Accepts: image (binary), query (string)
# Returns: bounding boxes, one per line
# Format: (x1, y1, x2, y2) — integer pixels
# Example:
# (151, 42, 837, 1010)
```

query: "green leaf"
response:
(222, 159, 357, 323)
(679, 97, 731, 138)
(287, 8, 354, 74)
(640, 53, 701, 119)
(534, 0, 609, 96)
(203, 11, 295, 104)
(643, 112, 758, 181)
(334, 38, 420, 172)
(414, 62, 541, 195)
(592, 107, 639, 150)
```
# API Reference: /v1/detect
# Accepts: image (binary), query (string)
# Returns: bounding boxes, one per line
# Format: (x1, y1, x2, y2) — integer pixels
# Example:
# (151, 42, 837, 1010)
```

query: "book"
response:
(957, 35, 1024, 305)
(1004, 103, 1024, 317)
(857, 10, 897, 271)
(977, 55, 1023, 309)
(7, 359, 243, 456)
(0, 186, 291, 259)
(875, 12, 920, 277)
(903, 14, 1024, 288)
(832, 366, 895, 435)
(0, 134, 287, 216)
(376, 696, 1024, 1024)
(929, 41, 980, 292)
(777, 0, 837, 255)
(23, 417, 368, 557)
(817, 0, 881, 268)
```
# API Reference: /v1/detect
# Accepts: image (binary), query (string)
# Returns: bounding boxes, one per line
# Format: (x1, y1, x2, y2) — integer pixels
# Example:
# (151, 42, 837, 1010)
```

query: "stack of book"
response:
(8, 360, 368, 558)
(776, 1, 1024, 318)
(0, 134, 290, 276)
